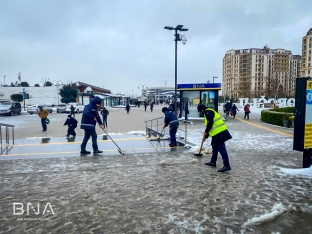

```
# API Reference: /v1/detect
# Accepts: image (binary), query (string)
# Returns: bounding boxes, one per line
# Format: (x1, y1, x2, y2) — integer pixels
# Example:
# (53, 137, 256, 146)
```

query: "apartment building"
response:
(222, 46, 301, 99)
(301, 28, 312, 77)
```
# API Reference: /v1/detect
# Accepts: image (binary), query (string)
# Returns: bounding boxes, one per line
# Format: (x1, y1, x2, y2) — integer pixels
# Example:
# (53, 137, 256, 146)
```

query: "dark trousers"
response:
(169, 126, 178, 145)
(144, 106, 147, 112)
(244, 112, 250, 119)
(211, 142, 230, 167)
(81, 129, 98, 150)
(41, 118, 47, 131)
(67, 127, 76, 136)
(102, 116, 108, 127)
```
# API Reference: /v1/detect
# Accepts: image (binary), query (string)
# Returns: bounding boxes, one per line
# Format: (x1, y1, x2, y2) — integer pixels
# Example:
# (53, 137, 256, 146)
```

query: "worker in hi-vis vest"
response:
(197, 104, 232, 172)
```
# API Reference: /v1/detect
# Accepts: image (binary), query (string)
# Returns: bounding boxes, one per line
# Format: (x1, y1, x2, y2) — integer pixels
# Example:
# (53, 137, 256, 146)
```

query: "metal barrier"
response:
(145, 117, 192, 146)
(0, 123, 15, 154)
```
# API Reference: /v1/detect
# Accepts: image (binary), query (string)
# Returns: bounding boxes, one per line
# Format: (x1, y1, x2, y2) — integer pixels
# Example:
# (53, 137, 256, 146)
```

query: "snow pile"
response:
(244, 203, 287, 226)
(280, 166, 312, 178)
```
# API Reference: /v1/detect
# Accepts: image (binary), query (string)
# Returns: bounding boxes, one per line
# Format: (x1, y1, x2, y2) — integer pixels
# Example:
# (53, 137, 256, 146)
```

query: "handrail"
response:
(0, 123, 15, 154)
(145, 117, 192, 146)
(144, 117, 163, 123)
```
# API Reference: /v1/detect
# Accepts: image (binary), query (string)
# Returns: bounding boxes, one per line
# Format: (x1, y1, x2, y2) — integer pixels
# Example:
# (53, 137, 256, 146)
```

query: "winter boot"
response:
(80, 145, 91, 155)
(92, 144, 103, 154)
(217, 166, 231, 172)
(205, 162, 216, 167)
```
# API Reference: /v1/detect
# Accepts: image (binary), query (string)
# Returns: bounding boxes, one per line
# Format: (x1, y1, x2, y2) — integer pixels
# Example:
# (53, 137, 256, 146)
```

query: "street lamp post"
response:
(138, 84, 148, 97)
(53, 80, 63, 105)
(164, 25, 189, 116)
(213, 76, 218, 83)
(41, 77, 49, 86)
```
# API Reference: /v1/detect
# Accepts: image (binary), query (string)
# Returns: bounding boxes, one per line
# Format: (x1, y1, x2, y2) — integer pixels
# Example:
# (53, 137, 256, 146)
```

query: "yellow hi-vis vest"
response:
(203, 108, 228, 136)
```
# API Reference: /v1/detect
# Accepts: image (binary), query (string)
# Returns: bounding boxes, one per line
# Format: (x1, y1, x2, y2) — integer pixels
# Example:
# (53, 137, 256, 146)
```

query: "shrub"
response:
(261, 107, 294, 127)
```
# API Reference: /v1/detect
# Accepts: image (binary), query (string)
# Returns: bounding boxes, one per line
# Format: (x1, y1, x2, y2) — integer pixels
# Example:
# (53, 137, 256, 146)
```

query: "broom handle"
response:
(199, 141, 204, 153)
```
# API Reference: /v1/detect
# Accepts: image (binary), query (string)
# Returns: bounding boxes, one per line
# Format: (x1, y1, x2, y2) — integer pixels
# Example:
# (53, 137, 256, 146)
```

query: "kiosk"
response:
(177, 83, 221, 118)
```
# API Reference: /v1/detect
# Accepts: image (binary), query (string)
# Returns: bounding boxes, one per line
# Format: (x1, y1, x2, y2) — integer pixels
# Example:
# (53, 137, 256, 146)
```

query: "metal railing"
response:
(145, 117, 192, 146)
(0, 123, 15, 154)
(145, 117, 164, 137)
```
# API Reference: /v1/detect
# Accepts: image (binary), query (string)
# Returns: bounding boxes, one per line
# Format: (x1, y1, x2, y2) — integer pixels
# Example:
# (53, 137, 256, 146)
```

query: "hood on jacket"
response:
(90, 96, 101, 105)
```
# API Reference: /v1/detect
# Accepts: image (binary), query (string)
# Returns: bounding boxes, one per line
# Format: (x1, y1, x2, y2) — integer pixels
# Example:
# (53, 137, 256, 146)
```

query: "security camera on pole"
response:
(164, 25, 189, 116)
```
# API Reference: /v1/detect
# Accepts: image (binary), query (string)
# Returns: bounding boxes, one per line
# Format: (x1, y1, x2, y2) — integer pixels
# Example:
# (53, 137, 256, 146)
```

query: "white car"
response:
(27, 105, 53, 114)
(65, 103, 85, 113)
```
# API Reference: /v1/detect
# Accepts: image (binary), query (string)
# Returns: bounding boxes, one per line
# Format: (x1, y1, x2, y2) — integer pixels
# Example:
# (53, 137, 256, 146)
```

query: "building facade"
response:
(301, 28, 312, 77)
(222, 46, 301, 100)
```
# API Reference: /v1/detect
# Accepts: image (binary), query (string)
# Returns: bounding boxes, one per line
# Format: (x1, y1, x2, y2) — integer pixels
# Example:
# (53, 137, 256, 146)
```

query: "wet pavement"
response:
(0, 107, 312, 233)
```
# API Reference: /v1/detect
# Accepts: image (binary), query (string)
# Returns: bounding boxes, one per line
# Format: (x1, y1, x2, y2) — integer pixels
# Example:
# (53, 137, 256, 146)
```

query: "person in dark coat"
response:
(150, 102, 154, 112)
(100, 107, 109, 128)
(197, 104, 232, 172)
(125, 103, 131, 114)
(162, 107, 179, 147)
(225, 101, 232, 117)
(231, 104, 239, 118)
(63, 115, 78, 137)
(144, 101, 148, 112)
(80, 96, 104, 155)
(169, 102, 175, 112)
(70, 105, 76, 117)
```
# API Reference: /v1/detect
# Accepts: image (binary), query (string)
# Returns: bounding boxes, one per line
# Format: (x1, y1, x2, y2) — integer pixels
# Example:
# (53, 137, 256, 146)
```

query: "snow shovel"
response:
(150, 129, 164, 141)
(194, 141, 204, 156)
(100, 125, 125, 155)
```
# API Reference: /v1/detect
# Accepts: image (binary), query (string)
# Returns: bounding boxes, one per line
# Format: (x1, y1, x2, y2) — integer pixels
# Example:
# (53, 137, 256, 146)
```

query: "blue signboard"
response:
(177, 83, 221, 90)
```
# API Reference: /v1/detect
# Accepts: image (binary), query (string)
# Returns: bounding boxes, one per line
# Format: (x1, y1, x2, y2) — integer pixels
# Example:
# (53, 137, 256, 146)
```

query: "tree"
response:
(34, 84, 40, 87)
(45, 81, 53, 86)
(10, 94, 23, 102)
(20, 81, 30, 87)
(59, 84, 78, 103)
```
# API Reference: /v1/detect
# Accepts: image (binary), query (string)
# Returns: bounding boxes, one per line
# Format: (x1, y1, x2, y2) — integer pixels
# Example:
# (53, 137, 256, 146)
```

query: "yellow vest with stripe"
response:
(204, 108, 228, 136)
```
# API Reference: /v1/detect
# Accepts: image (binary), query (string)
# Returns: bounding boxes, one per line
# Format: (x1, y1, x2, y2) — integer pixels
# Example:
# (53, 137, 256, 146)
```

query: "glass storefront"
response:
(178, 83, 221, 118)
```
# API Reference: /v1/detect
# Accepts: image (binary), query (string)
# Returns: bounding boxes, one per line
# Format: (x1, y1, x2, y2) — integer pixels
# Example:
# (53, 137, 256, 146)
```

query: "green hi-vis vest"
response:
(203, 108, 228, 136)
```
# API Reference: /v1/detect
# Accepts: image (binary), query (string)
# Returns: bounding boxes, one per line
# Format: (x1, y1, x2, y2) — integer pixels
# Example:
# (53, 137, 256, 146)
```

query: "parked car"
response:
(65, 103, 85, 113)
(27, 105, 53, 115)
(0, 102, 22, 116)
(57, 104, 67, 113)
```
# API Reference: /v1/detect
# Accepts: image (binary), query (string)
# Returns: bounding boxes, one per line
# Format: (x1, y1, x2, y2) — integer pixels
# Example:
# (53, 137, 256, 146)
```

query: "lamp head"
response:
(164, 26, 174, 30)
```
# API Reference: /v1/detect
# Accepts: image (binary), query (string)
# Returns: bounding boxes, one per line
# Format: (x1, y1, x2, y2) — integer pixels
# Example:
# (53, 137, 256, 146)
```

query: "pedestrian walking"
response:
(63, 115, 78, 138)
(184, 102, 189, 120)
(100, 107, 109, 128)
(162, 107, 179, 147)
(150, 102, 154, 112)
(144, 101, 148, 112)
(197, 104, 232, 172)
(225, 101, 232, 117)
(70, 105, 76, 117)
(38, 106, 48, 132)
(244, 103, 251, 120)
(126, 103, 131, 114)
(80, 96, 104, 155)
(169, 102, 175, 113)
(231, 104, 239, 118)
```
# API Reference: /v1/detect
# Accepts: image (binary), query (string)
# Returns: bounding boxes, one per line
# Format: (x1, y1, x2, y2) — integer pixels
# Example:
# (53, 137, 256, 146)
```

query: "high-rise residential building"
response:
(301, 28, 312, 77)
(222, 46, 301, 99)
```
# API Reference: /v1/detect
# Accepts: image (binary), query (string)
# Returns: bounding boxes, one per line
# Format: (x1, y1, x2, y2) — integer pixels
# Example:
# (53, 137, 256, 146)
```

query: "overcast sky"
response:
(1, 0, 311, 96)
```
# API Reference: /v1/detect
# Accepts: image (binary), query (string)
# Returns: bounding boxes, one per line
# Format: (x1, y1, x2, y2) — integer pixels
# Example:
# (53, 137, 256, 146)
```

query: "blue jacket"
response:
(80, 97, 103, 130)
(164, 107, 179, 128)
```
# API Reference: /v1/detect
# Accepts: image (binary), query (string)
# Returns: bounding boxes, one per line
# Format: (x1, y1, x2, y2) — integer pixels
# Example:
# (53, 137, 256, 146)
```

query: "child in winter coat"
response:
(63, 115, 78, 137)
